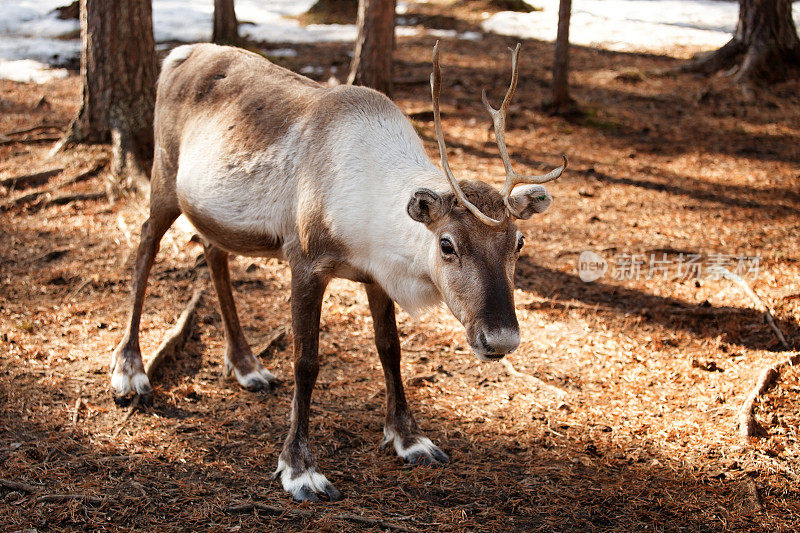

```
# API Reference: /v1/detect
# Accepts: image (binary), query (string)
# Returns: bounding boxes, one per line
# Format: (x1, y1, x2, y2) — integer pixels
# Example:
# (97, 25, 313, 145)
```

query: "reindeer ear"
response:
(507, 185, 552, 219)
(407, 188, 446, 225)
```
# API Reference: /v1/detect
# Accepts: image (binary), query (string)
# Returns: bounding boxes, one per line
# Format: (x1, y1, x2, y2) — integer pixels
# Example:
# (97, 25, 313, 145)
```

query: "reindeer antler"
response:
(431, 41, 505, 227)
(482, 44, 567, 212)
(430, 42, 567, 227)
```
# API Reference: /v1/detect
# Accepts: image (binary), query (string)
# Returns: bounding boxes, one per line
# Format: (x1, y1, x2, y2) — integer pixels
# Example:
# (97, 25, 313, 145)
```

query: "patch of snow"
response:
(299, 65, 325, 76)
(0, 58, 67, 83)
(3, 0, 799, 84)
(0, 36, 79, 64)
(483, 0, 800, 55)
(266, 48, 299, 58)
(459, 31, 483, 42)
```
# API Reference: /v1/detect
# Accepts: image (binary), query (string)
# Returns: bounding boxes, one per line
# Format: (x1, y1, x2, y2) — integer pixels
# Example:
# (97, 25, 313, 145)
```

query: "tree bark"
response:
(347, 0, 395, 97)
(551, 0, 573, 109)
(683, 0, 800, 85)
(212, 0, 240, 45)
(58, 0, 156, 192)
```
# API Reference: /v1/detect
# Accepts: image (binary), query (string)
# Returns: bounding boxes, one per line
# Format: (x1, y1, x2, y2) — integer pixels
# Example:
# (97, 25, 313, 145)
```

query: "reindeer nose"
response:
(478, 329, 520, 357)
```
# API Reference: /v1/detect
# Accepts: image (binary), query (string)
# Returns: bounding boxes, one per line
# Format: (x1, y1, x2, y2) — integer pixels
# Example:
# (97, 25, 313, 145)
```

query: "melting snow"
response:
(1, 0, 798, 83)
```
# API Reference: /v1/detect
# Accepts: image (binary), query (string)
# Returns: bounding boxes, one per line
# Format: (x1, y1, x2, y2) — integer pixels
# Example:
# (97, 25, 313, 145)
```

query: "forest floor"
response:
(2, 3, 800, 532)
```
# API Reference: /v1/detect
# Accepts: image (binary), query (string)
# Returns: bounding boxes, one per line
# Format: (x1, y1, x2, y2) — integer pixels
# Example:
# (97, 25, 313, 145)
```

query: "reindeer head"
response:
(407, 42, 567, 362)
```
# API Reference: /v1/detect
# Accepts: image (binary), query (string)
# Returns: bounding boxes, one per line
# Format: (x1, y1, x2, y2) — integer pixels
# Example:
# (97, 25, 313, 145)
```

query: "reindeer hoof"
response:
(274, 459, 342, 502)
(406, 446, 450, 466)
(383, 430, 450, 466)
(110, 370, 152, 400)
(230, 363, 280, 392)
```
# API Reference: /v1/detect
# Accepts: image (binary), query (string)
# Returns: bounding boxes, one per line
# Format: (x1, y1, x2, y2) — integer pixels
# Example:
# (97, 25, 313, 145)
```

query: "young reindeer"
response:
(111, 41, 565, 501)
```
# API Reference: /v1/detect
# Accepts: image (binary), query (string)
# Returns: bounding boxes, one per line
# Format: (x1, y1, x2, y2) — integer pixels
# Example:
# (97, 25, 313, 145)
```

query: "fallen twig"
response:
(35, 493, 103, 505)
(72, 397, 84, 424)
(116, 288, 204, 432)
(0, 478, 42, 493)
(226, 502, 419, 532)
(500, 358, 569, 398)
(738, 352, 800, 439)
(708, 266, 790, 349)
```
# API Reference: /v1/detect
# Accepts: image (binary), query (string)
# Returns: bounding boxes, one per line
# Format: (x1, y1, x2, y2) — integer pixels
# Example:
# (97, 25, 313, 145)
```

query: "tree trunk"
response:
(58, 0, 156, 191)
(683, 0, 800, 85)
(347, 0, 395, 97)
(551, 0, 573, 108)
(212, 0, 240, 45)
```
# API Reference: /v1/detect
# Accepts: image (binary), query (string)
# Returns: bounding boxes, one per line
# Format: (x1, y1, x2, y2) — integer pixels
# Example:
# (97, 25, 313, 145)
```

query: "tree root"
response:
(115, 288, 204, 432)
(0, 163, 105, 211)
(739, 352, 799, 440)
(708, 267, 790, 350)
(226, 502, 418, 532)
(680, 35, 800, 92)
(705, 267, 797, 440)
(0, 168, 63, 189)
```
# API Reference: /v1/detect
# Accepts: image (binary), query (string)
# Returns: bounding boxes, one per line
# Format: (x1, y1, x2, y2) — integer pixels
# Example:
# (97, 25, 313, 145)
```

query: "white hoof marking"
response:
(383, 427, 448, 464)
(274, 458, 339, 501)
(228, 360, 277, 390)
(111, 371, 151, 396)
(110, 372, 132, 396)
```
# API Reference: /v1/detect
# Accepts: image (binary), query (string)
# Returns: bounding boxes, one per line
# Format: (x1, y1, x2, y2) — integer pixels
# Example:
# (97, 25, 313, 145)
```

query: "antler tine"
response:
(482, 44, 567, 204)
(431, 41, 504, 227)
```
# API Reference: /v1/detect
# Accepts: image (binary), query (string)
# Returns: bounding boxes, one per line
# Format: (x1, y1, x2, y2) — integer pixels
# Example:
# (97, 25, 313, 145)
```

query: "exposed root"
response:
(45, 191, 106, 206)
(0, 162, 105, 211)
(0, 135, 62, 146)
(2, 123, 61, 137)
(739, 352, 800, 440)
(115, 288, 204, 432)
(680, 38, 744, 77)
(226, 502, 418, 532)
(708, 267, 790, 350)
(0, 167, 63, 189)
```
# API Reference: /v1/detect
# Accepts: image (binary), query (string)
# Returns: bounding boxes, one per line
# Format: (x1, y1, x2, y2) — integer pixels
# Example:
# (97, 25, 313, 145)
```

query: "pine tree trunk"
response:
(212, 0, 240, 45)
(684, 0, 800, 85)
(59, 0, 156, 191)
(347, 0, 395, 97)
(551, 0, 573, 108)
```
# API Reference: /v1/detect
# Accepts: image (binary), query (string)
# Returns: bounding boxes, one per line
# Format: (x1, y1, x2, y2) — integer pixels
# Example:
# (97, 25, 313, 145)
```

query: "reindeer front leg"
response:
(275, 268, 341, 502)
(365, 284, 449, 466)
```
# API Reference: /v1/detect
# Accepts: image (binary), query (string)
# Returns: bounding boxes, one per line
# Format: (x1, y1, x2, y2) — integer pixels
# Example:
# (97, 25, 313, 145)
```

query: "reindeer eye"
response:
(516, 234, 525, 253)
(440, 237, 456, 256)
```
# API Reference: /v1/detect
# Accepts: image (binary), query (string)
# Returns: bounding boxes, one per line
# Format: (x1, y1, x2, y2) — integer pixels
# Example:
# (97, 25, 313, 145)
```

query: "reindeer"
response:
(111, 41, 565, 501)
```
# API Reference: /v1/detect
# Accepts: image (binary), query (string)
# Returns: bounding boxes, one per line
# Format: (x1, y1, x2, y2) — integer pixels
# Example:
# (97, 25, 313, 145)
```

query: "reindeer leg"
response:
(203, 243, 278, 391)
(110, 209, 179, 403)
(274, 267, 340, 502)
(365, 284, 449, 466)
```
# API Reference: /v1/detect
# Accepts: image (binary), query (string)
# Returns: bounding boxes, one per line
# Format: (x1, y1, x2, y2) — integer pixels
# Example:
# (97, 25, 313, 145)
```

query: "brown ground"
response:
(2, 2, 800, 531)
